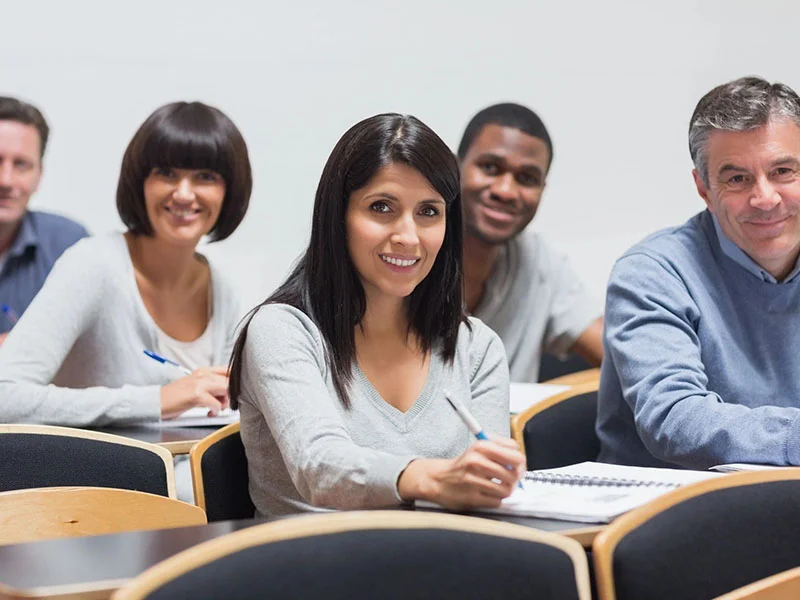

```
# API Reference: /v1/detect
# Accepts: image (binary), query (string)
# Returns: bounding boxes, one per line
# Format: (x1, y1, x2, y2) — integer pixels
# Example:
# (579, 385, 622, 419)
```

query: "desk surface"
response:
(0, 514, 602, 600)
(92, 424, 225, 455)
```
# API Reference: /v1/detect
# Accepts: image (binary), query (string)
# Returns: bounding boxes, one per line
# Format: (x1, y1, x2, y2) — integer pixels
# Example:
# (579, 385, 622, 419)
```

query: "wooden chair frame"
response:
(510, 380, 600, 450)
(713, 565, 800, 600)
(113, 510, 592, 600)
(0, 486, 206, 546)
(189, 422, 242, 512)
(0, 424, 178, 499)
(593, 469, 800, 600)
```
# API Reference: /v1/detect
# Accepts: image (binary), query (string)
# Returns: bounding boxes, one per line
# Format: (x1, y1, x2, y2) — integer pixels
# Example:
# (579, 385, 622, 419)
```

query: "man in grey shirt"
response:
(458, 103, 603, 383)
(0, 97, 88, 344)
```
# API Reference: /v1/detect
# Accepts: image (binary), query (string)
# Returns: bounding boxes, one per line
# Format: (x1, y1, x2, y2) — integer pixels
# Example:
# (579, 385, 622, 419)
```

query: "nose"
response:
(489, 172, 517, 203)
(0, 162, 13, 188)
(173, 176, 196, 201)
(390, 213, 419, 247)
(750, 175, 781, 211)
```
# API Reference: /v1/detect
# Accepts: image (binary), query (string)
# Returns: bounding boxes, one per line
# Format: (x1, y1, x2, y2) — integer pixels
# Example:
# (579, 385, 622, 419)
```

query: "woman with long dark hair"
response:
(229, 113, 524, 516)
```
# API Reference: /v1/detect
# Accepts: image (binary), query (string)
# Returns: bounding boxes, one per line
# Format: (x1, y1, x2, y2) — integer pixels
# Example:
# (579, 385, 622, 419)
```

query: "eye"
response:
(478, 161, 500, 176)
(727, 174, 748, 185)
(152, 166, 175, 178)
(773, 167, 796, 180)
(13, 159, 33, 172)
(516, 172, 541, 187)
(369, 200, 391, 214)
(195, 170, 221, 182)
(419, 204, 442, 218)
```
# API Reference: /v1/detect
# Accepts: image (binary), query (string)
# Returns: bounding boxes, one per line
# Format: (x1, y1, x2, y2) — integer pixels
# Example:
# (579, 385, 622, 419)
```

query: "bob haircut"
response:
(230, 113, 465, 407)
(116, 101, 252, 242)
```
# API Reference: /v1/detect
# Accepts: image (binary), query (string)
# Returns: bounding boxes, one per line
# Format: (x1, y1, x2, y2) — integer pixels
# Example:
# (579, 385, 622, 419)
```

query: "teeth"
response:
(167, 207, 198, 217)
(381, 255, 418, 267)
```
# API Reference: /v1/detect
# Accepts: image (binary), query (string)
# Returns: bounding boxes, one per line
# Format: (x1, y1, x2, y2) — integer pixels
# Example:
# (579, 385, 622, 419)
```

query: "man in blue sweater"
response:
(598, 77, 800, 469)
(0, 97, 88, 344)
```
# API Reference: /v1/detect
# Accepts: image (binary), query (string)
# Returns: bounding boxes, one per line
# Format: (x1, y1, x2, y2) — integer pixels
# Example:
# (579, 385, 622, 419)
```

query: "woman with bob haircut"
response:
(0, 101, 252, 426)
(229, 113, 524, 516)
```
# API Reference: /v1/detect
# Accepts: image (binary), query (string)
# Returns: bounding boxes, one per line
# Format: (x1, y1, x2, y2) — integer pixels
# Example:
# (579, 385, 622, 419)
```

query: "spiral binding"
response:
(523, 472, 680, 488)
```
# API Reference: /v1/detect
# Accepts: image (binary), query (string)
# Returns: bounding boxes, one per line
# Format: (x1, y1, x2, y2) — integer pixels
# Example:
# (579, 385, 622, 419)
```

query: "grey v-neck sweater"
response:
(238, 304, 510, 517)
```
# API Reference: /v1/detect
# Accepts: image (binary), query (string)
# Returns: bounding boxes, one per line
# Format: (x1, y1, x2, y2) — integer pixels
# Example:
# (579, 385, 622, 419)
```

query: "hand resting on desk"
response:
(160, 365, 231, 420)
(397, 437, 526, 510)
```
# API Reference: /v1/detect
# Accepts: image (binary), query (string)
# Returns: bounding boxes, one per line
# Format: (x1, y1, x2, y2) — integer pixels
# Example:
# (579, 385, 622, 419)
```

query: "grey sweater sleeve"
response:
(0, 241, 160, 426)
(241, 305, 421, 509)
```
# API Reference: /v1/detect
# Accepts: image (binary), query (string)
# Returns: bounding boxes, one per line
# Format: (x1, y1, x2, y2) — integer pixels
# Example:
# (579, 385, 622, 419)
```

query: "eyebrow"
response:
(717, 164, 748, 176)
(362, 192, 445, 204)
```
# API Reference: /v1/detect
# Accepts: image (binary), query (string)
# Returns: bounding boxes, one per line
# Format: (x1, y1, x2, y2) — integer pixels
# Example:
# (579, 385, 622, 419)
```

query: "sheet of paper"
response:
(509, 383, 570, 414)
(710, 463, 787, 473)
(143, 407, 239, 428)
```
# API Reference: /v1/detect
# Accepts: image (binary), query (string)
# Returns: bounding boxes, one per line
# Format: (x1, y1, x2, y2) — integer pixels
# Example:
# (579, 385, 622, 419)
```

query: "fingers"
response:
(472, 440, 526, 471)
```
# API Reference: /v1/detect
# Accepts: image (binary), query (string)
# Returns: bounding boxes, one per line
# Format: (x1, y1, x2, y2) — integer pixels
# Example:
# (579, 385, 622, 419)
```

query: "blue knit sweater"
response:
(597, 210, 800, 469)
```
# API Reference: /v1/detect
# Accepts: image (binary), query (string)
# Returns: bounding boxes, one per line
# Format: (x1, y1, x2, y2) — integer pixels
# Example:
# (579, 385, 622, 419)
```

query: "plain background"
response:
(2, 0, 798, 314)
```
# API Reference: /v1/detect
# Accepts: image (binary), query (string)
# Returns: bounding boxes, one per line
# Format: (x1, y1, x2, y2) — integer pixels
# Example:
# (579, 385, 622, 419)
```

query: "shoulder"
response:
(619, 211, 711, 267)
(48, 232, 127, 278)
(205, 256, 240, 317)
(245, 303, 325, 357)
(512, 229, 572, 277)
(612, 211, 714, 281)
(457, 316, 505, 364)
(28, 211, 89, 249)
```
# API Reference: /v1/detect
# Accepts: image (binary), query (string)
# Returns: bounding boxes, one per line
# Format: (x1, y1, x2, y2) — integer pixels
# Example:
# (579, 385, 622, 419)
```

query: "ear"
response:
(692, 169, 713, 212)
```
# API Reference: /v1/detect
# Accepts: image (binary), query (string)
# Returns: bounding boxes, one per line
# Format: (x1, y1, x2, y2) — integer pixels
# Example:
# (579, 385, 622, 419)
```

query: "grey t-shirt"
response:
(238, 304, 510, 517)
(473, 230, 599, 383)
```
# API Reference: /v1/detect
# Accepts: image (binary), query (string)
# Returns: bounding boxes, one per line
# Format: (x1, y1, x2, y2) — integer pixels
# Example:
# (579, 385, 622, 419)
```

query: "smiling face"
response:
(460, 124, 549, 246)
(345, 162, 447, 303)
(0, 120, 42, 229)
(142, 167, 226, 247)
(694, 118, 800, 280)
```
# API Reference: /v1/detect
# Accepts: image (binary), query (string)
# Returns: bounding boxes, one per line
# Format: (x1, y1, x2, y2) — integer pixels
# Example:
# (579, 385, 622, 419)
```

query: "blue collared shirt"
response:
(711, 214, 800, 284)
(0, 210, 88, 332)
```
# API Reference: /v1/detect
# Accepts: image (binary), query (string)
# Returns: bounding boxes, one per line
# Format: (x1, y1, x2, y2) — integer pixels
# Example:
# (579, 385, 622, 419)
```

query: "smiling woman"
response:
(228, 113, 525, 518)
(0, 101, 252, 430)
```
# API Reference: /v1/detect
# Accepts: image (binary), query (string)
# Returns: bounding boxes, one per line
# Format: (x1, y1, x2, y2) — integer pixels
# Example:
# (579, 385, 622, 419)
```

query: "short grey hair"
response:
(689, 76, 800, 186)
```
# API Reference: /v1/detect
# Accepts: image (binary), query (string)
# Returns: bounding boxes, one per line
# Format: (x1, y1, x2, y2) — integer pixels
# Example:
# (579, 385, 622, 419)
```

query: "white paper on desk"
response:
(417, 462, 721, 524)
(509, 383, 570, 414)
(143, 407, 239, 428)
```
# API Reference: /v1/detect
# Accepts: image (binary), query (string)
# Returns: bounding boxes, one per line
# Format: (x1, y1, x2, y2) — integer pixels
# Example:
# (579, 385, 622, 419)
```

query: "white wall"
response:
(2, 0, 798, 313)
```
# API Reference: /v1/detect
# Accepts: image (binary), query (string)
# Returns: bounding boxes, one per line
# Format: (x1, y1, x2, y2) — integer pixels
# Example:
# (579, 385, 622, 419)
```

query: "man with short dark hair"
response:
(598, 77, 800, 469)
(0, 97, 88, 343)
(458, 103, 603, 383)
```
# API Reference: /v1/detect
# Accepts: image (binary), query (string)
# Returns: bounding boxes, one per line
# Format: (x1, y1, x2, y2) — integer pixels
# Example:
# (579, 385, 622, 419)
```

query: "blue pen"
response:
(143, 349, 192, 375)
(444, 394, 524, 490)
(1, 304, 19, 325)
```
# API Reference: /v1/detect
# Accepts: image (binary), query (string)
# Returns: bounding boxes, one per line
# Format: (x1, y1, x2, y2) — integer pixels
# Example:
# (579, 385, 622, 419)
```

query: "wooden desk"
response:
(0, 515, 602, 599)
(92, 424, 225, 455)
(542, 368, 601, 387)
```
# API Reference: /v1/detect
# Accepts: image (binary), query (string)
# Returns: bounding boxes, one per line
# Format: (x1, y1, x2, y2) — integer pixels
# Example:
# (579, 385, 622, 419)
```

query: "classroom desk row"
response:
(0, 512, 603, 599)
(95, 369, 603, 456)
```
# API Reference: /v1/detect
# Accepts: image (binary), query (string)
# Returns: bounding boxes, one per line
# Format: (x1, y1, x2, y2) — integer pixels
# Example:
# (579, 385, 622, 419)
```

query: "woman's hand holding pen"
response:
(397, 437, 526, 510)
(159, 365, 231, 420)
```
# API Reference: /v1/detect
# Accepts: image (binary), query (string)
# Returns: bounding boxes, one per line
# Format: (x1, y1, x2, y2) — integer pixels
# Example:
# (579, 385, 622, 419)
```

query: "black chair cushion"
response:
(145, 528, 582, 600)
(201, 431, 254, 522)
(613, 480, 800, 600)
(0, 434, 169, 496)
(523, 391, 599, 470)
(538, 353, 591, 382)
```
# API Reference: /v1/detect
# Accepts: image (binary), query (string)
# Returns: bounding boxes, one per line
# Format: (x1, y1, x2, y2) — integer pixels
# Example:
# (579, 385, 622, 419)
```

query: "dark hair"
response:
(229, 113, 466, 407)
(116, 101, 252, 242)
(457, 102, 554, 169)
(0, 96, 49, 158)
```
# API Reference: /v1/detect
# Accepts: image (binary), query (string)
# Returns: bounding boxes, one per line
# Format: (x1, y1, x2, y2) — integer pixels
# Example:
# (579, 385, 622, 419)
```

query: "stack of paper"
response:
(144, 407, 239, 428)
(509, 383, 570, 414)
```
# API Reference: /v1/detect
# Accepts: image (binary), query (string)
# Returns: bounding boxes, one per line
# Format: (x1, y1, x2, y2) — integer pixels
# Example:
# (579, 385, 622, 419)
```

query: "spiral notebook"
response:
(419, 462, 720, 524)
